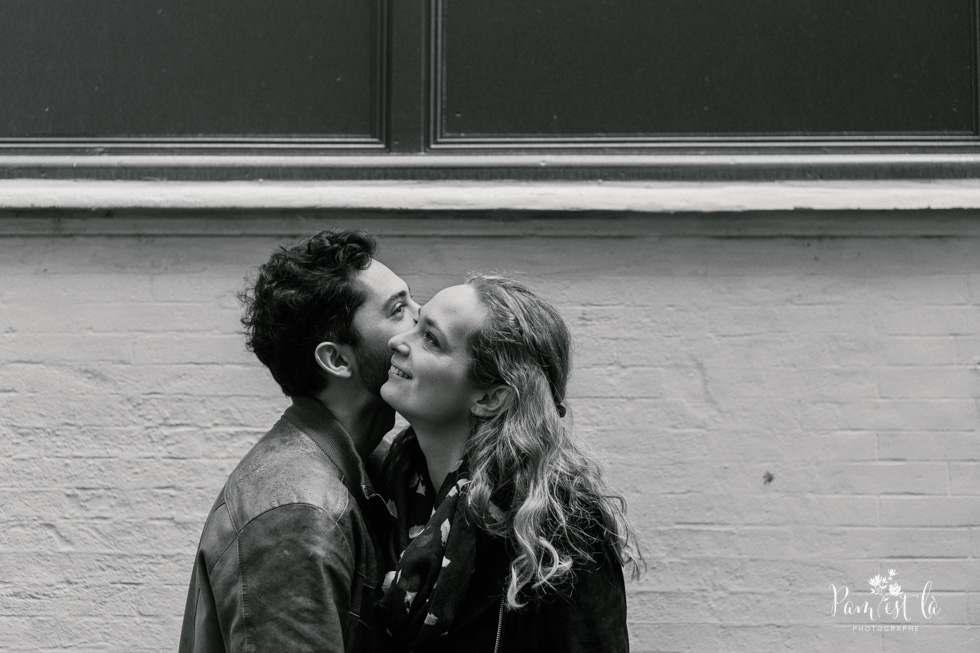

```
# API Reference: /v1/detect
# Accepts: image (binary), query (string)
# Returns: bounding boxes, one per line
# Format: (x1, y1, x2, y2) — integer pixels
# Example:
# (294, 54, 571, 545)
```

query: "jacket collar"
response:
(283, 395, 382, 503)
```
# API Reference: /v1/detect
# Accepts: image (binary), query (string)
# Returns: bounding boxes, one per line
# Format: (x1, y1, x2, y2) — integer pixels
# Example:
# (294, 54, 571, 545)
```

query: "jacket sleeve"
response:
(236, 503, 357, 653)
(538, 549, 630, 653)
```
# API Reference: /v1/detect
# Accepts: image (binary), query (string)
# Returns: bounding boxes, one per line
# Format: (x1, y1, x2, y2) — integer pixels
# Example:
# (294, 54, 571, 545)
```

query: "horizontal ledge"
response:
(3, 179, 980, 212)
(3, 152, 980, 181)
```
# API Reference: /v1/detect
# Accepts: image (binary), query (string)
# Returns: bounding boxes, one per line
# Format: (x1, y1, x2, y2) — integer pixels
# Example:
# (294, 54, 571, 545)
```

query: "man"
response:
(179, 230, 419, 652)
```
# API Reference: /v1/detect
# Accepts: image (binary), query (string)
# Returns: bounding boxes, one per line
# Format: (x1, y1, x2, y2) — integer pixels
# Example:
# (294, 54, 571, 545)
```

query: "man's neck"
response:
(412, 420, 470, 492)
(314, 386, 394, 460)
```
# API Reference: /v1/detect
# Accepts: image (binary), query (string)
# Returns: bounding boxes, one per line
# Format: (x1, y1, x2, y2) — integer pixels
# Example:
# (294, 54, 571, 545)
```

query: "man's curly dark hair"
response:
(239, 230, 377, 397)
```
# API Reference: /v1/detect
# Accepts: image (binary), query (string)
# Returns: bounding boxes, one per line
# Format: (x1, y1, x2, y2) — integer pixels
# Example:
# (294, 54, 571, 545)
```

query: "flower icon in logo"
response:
(869, 575, 886, 593)
(868, 569, 907, 598)
(868, 569, 906, 597)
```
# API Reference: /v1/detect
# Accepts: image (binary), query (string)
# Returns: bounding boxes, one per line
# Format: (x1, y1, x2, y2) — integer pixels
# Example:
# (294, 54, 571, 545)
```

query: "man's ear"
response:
(471, 384, 513, 418)
(314, 341, 355, 380)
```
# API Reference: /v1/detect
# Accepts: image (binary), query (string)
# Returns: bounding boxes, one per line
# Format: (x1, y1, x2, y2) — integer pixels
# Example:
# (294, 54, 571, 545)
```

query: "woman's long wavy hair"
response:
(462, 274, 642, 608)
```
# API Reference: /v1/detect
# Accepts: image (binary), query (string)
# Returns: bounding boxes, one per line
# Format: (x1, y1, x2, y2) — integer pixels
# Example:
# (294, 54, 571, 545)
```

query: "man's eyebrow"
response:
(382, 288, 410, 313)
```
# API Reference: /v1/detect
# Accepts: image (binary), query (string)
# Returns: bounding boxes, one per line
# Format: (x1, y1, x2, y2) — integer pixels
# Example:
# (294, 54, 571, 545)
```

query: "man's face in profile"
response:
(350, 259, 419, 395)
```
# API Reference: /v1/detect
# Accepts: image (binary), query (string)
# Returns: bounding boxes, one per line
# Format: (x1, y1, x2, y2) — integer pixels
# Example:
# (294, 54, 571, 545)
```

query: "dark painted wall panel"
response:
(0, 0, 380, 138)
(438, 0, 976, 139)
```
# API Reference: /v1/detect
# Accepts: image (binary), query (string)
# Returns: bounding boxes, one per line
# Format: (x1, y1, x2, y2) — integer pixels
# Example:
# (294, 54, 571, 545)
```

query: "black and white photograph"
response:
(0, 2, 978, 652)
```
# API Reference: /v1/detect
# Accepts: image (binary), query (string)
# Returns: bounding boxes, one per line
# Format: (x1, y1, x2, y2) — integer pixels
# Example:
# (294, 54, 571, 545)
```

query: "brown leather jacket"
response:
(179, 397, 393, 653)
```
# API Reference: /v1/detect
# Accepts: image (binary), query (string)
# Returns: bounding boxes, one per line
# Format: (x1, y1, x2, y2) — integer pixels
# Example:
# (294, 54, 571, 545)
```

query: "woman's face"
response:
(381, 284, 487, 429)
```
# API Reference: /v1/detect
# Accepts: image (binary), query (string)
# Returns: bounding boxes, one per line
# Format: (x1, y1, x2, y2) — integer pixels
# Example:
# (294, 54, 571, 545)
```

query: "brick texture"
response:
(0, 213, 978, 652)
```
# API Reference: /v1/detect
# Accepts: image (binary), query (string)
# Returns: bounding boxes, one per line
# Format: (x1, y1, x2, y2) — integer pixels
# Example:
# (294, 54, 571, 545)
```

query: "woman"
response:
(375, 274, 640, 652)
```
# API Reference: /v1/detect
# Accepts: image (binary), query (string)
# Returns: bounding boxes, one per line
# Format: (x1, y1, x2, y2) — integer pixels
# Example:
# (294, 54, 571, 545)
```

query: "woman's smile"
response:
(389, 362, 413, 380)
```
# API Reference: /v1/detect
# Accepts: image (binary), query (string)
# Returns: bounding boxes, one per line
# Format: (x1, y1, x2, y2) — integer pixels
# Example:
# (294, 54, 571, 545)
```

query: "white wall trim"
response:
(2, 179, 980, 212)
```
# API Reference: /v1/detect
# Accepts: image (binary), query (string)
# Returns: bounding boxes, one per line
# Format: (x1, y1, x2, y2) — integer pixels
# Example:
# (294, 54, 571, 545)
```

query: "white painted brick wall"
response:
(0, 213, 977, 652)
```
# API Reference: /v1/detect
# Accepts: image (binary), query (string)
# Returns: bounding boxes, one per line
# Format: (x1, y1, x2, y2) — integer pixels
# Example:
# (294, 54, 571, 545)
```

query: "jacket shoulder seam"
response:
(238, 499, 356, 564)
(207, 496, 355, 618)
(195, 500, 240, 578)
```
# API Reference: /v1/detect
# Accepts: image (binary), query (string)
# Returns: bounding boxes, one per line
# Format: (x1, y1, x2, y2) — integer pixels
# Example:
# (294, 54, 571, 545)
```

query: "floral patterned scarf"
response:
(375, 432, 478, 650)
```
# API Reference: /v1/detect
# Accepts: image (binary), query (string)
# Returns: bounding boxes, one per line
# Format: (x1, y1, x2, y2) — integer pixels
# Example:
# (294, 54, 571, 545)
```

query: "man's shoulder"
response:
(221, 416, 355, 530)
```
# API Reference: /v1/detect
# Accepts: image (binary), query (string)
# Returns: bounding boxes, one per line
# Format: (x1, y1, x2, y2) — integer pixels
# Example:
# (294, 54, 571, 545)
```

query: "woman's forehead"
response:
(423, 284, 486, 338)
